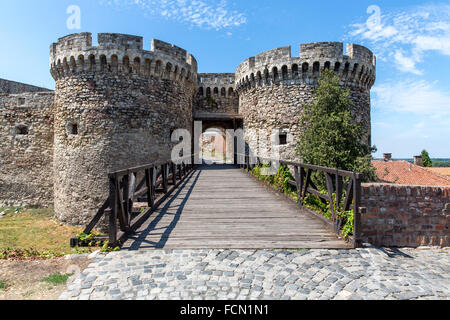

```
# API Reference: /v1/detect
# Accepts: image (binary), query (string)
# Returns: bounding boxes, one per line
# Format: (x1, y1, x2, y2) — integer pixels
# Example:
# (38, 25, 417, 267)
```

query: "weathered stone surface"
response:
(235, 42, 375, 161)
(0, 91, 54, 207)
(50, 33, 197, 226)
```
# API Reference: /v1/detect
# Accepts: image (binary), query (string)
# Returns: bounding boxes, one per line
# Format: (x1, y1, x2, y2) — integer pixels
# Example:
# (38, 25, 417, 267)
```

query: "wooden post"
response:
(353, 173, 362, 248)
(172, 163, 177, 185)
(145, 168, 154, 209)
(294, 166, 302, 207)
(336, 173, 343, 209)
(108, 177, 118, 246)
(122, 174, 131, 230)
(162, 164, 169, 194)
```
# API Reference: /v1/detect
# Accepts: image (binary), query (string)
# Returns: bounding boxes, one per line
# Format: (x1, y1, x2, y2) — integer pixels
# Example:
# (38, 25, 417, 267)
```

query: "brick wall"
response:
(360, 183, 450, 247)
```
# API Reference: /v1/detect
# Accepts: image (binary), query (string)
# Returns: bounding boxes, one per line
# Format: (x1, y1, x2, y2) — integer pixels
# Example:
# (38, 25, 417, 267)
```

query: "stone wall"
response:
(360, 183, 450, 247)
(50, 32, 197, 226)
(0, 78, 52, 94)
(0, 92, 55, 207)
(236, 42, 375, 161)
(195, 73, 239, 115)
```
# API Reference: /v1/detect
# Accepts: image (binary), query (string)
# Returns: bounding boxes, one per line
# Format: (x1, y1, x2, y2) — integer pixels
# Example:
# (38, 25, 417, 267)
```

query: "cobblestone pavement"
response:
(60, 247, 449, 300)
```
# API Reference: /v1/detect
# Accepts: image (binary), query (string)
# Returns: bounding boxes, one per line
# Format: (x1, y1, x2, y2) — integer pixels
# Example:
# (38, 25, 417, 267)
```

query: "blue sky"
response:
(0, 0, 449, 158)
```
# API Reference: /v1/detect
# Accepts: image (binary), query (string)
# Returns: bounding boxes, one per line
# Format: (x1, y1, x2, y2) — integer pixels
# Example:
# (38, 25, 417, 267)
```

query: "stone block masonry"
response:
(360, 184, 450, 247)
(50, 33, 197, 226)
(0, 92, 55, 207)
(0, 78, 52, 94)
(195, 73, 238, 116)
(235, 42, 375, 161)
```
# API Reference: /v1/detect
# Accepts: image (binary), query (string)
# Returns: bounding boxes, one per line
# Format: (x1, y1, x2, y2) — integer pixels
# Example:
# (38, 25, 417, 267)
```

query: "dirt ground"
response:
(0, 255, 93, 300)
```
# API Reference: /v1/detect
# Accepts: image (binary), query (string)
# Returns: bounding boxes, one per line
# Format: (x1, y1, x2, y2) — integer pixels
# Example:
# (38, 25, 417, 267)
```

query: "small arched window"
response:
(344, 62, 350, 74)
(123, 56, 130, 73)
(100, 55, 107, 71)
(88, 55, 96, 72)
(334, 62, 341, 72)
(173, 66, 179, 80)
(70, 124, 78, 135)
(313, 62, 320, 76)
(324, 61, 331, 70)
(198, 87, 204, 96)
(264, 69, 270, 84)
(206, 87, 211, 97)
(155, 60, 162, 75)
(256, 71, 262, 85)
(302, 63, 309, 73)
(213, 87, 219, 96)
(144, 59, 151, 76)
(111, 55, 118, 73)
(70, 56, 76, 73)
(272, 67, 279, 82)
(281, 65, 288, 80)
(228, 87, 234, 96)
(77, 55, 85, 70)
(292, 64, 299, 78)
(134, 57, 141, 74)
(352, 63, 359, 75)
(16, 125, 29, 135)
(221, 88, 226, 97)
(165, 62, 172, 79)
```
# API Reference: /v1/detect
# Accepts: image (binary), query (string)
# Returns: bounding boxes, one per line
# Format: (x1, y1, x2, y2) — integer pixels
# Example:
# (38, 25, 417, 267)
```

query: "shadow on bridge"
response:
(122, 164, 351, 250)
(125, 169, 202, 250)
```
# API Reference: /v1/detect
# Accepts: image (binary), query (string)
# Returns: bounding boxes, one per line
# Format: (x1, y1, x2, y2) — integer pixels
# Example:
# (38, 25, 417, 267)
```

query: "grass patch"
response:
(41, 273, 73, 286)
(0, 280, 7, 290)
(0, 206, 96, 259)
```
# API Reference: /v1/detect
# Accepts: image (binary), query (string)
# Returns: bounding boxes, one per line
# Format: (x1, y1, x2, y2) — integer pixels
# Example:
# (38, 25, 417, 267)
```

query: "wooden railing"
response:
(237, 154, 362, 248)
(70, 156, 196, 248)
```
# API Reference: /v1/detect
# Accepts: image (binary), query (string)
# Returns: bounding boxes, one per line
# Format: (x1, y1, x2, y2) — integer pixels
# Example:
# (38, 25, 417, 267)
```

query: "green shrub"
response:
(296, 69, 377, 187)
(41, 273, 73, 286)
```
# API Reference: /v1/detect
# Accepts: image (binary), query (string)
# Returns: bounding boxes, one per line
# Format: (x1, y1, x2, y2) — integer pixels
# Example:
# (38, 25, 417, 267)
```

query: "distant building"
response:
(373, 154, 450, 186)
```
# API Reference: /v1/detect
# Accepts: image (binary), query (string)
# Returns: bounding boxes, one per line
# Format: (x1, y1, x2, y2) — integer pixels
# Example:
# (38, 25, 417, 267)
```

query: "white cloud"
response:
(99, 0, 247, 30)
(348, 4, 450, 74)
(394, 50, 422, 75)
(373, 79, 450, 115)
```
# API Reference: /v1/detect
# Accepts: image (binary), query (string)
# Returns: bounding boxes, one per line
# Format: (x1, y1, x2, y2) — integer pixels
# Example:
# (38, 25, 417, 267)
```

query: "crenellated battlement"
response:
(235, 42, 376, 92)
(196, 73, 236, 98)
(50, 33, 198, 84)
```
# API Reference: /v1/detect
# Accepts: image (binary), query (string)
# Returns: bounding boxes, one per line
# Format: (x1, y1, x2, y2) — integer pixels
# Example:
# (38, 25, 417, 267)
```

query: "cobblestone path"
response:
(60, 247, 449, 300)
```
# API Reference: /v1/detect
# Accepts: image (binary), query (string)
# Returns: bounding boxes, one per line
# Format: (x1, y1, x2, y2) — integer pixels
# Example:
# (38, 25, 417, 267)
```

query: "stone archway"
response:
(193, 114, 244, 165)
(200, 127, 228, 164)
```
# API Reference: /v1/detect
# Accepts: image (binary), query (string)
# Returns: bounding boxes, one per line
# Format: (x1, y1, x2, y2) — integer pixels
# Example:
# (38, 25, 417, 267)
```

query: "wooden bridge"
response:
(72, 156, 362, 250)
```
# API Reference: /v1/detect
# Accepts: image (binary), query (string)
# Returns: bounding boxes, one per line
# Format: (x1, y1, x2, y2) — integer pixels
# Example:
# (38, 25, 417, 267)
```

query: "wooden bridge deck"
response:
(123, 165, 351, 250)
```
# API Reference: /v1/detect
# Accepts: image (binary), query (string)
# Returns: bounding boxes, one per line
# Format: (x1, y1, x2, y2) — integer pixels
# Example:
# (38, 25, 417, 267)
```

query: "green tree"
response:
(421, 150, 433, 167)
(296, 69, 377, 186)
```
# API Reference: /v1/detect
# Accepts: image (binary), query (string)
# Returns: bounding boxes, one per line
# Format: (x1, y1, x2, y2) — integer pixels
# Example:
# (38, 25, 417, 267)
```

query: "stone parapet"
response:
(235, 42, 376, 92)
(50, 33, 197, 85)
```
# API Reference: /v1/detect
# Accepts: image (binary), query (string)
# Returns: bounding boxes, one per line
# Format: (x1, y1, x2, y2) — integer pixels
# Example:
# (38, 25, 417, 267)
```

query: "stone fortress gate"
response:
(0, 33, 376, 227)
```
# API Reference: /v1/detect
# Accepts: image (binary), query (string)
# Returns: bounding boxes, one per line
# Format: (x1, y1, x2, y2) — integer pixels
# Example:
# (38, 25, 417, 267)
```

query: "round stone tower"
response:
(235, 42, 376, 160)
(50, 33, 197, 226)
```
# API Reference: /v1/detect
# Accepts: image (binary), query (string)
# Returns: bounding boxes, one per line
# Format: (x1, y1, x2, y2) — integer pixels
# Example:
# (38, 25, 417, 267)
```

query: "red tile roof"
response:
(426, 167, 450, 177)
(372, 160, 450, 186)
